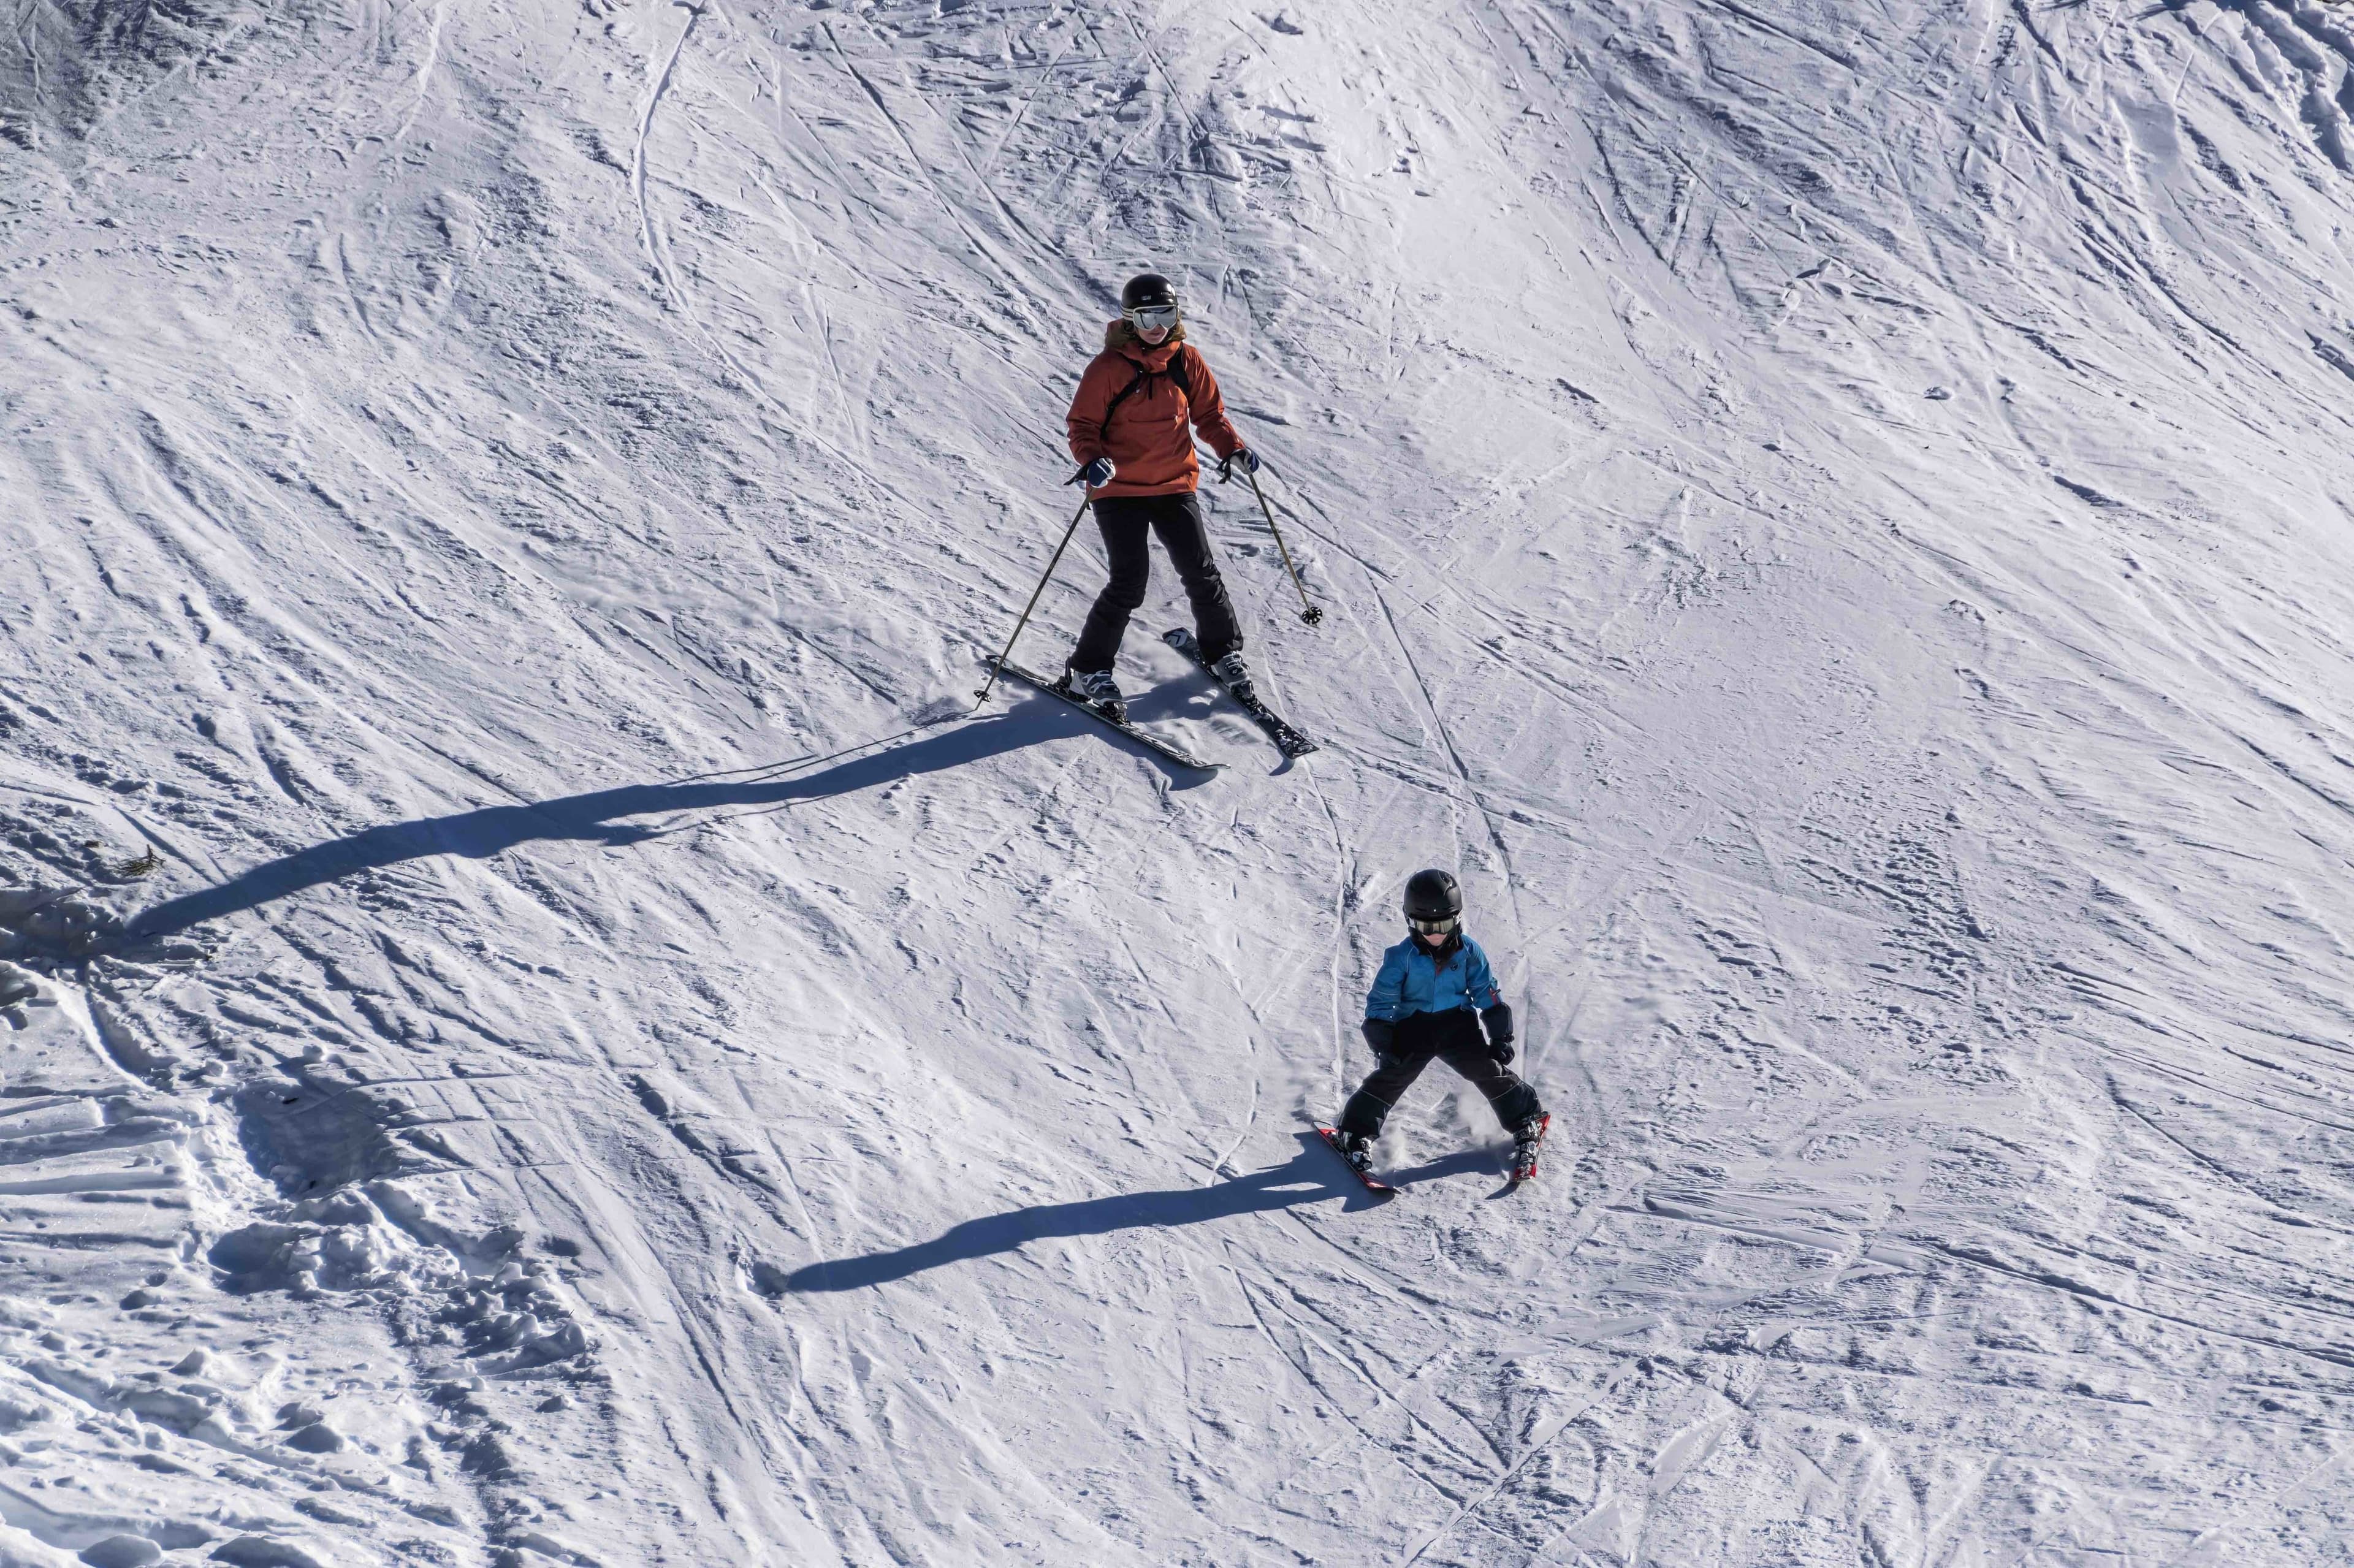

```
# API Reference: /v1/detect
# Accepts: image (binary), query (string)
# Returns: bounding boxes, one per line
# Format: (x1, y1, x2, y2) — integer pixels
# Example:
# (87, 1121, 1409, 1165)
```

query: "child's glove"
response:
(1480, 1002, 1515, 1065)
(1360, 1018, 1399, 1063)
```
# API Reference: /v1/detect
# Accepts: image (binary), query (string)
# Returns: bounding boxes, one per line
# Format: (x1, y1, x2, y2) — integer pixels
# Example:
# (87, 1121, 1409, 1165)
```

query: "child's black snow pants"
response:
(1338, 1008, 1541, 1142)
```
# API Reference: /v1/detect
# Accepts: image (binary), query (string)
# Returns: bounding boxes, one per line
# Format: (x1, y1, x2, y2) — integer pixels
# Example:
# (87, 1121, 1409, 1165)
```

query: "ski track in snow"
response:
(9, 0, 2354, 1562)
(392, 0, 447, 147)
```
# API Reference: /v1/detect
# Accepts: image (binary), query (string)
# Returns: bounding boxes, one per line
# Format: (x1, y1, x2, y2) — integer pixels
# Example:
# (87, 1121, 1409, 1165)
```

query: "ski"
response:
(1163, 628, 1320, 759)
(988, 656, 1223, 773)
(1507, 1113, 1552, 1186)
(1315, 1126, 1398, 1197)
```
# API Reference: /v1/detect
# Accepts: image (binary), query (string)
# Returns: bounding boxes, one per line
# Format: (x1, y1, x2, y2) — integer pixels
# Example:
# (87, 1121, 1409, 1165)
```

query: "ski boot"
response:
(1509, 1113, 1552, 1184)
(1207, 649, 1258, 706)
(1316, 1125, 1397, 1195)
(1059, 667, 1126, 723)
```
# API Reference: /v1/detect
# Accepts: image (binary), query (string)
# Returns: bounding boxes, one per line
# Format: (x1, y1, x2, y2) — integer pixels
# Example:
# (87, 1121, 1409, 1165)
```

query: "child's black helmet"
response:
(1403, 869, 1463, 931)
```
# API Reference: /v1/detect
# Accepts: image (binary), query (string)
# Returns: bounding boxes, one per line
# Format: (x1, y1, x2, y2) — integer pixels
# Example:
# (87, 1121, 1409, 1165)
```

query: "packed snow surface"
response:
(9, 0, 2354, 1562)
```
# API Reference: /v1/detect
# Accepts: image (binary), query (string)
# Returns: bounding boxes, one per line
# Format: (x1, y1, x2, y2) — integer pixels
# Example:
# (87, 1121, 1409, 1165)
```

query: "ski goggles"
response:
(1407, 915, 1458, 936)
(1124, 302, 1181, 332)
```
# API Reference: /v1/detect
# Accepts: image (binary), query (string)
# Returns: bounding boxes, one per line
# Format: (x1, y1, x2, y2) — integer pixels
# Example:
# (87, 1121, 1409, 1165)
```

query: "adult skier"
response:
(1333, 869, 1549, 1182)
(1059, 272, 1261, 722)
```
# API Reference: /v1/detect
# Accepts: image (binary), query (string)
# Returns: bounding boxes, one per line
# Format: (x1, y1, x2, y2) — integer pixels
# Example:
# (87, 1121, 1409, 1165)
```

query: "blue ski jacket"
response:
(1365, 934, 1503, 1022)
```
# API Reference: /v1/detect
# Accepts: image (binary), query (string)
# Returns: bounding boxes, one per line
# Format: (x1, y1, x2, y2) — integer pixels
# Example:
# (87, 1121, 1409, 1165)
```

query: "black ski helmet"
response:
(1121, 272, 1178, 312)
(1403, 869, 1463, 927)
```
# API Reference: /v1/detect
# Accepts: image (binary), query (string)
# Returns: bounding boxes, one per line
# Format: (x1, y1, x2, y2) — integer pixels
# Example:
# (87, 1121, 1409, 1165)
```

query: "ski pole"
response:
(973, 489, 1094, 710)
(1246, 468, 1324, 627)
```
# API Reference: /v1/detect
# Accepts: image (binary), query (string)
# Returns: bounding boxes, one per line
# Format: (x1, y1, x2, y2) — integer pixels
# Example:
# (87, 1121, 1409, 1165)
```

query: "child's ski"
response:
(1316, 1126, 1398, 1197)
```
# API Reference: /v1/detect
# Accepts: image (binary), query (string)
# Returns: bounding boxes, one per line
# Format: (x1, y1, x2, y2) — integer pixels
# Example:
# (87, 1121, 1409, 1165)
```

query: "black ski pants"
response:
(1338, 1008, 1541, 1143)
(1068, 491, 1243, 674)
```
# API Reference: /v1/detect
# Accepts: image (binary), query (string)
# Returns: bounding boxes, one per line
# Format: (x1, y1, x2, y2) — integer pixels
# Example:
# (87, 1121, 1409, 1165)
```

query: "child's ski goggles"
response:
(1124, 303, 1181, 332)
(1407, 915, 1458, 935)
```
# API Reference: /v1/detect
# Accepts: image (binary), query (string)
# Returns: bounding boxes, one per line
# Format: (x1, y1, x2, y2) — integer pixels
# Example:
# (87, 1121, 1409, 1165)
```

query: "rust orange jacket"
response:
(1065, 321, 1243, 498)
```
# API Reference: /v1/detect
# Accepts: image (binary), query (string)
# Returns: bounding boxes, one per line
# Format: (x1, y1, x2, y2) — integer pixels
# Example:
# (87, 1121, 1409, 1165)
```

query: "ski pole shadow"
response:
(126, 690, 1202, 940)
(783, 1133, 1369, 1294)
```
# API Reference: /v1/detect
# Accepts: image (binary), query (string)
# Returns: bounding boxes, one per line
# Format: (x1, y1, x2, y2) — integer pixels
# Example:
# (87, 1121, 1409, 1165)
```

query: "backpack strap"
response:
(1097, 351, 1193, 443)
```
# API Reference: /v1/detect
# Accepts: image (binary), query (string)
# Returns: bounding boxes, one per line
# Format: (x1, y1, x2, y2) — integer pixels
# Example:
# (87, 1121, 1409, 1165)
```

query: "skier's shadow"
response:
(126, 690, 1209, 940)
(784, 1133, 1398, 1293)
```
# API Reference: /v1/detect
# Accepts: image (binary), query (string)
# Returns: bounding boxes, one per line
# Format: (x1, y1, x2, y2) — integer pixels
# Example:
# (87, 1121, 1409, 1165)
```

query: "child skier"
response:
(1059, 272, 1261, 721)
(1335, 869, 1550, 1182)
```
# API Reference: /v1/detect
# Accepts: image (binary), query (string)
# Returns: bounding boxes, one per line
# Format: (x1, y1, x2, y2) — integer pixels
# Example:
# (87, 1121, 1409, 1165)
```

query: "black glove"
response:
(1360, 1018, 1398, 1063)
(1480, 1002, 1515, 1065)
(1217, 448, 1262, 483)
(1073, 457, 1116, 488)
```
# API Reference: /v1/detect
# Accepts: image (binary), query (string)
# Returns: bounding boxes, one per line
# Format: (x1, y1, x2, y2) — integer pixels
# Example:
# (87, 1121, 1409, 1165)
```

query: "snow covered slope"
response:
(9, 0, 2354, 1561)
